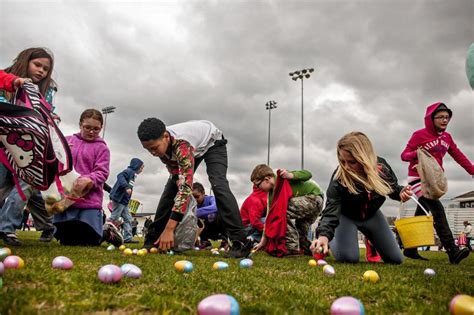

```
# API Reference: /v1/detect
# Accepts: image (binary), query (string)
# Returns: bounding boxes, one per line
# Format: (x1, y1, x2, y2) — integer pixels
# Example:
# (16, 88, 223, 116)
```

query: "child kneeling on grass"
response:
(253, 164, 324, 257)
(311, 132, 412, 264)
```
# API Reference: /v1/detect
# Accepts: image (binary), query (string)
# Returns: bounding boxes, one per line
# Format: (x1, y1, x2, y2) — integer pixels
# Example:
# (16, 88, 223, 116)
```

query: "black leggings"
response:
(414, 196, 455, 250)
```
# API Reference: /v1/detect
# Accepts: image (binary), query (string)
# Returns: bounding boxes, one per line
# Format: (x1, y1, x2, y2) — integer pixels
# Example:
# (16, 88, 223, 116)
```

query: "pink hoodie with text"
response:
(401, 102, 474, 177)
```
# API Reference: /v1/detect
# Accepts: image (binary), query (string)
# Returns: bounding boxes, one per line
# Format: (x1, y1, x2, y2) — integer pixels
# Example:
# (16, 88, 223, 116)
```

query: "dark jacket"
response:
(109, 158, 143, 205)
(316, 157, 403, 241)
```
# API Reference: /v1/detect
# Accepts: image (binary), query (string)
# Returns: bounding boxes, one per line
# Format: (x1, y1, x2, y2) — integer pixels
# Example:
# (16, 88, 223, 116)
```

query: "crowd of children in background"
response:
(1, 47, 473, 264)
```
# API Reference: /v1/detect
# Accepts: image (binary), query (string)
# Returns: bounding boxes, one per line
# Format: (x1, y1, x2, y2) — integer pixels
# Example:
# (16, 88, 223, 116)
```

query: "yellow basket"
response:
(394, 215, 434, 249)
(128, 199, 141, 215)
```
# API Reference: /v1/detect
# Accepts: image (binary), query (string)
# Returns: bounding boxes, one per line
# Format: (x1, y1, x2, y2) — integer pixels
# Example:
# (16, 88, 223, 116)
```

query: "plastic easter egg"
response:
(123, 248, 133, 256)
(0, 247, 12, 261)
(317, 259, 327, 266)
(150, 247, 159, 254)
(107, 245, 115, 251)
(323, 264, 335, 276)
(330, 296, 365, 315)
(308, 259, 317, 267)
(132, 249, 138, 255)
(137, 249, 146, 257)
(211, 249, 220, 255)
(198, 294, 240, 315)
(213, 261, 229, 270)
(424, 268, 436, 277)
(174, 260, 193, 273)
(194, 246, 200, 251)
(363, 270, 379, 283)
(239, 258, 253, 269)
(167, 250, 174, 256)
(0, 262, 4, 275)
(141, 248, 148, 254)
(3, 255, 24, 269)
(120, 263, 142, 279)
(450, 294, 474, 315)
(98, 264, 122, 283)
(51, 256, 73, 270)
(119, 245, 126, 251)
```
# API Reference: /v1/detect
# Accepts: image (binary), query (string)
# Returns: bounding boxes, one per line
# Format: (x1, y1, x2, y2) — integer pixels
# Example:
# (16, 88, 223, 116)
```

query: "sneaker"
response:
(103, 222, 124, 247)
(124, 239, 139, 244)
(1, 233, 22, 246)
(39, 230, 54, 242)
(403, 248, 428, 261)
(225, 239, 252, 258)
(447, 247, 470, 264)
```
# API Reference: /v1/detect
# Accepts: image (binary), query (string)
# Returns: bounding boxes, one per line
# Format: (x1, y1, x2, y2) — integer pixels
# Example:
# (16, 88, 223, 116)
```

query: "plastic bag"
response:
(41, 170, 93, 214)
(416, 148, 448, 200)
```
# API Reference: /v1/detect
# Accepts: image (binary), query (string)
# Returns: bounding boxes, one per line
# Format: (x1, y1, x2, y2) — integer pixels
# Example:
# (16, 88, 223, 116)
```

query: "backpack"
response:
(416, 147, 448, 200)
(0, 82, 72, 200)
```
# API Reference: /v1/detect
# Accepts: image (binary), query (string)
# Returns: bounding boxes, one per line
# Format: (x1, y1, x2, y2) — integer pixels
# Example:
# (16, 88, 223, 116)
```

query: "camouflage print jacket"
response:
(159, 137, 195, 222)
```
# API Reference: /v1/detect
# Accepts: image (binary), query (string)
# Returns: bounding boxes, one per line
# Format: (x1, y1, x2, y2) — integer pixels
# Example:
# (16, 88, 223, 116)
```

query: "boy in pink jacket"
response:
(401, 102, 473, 264)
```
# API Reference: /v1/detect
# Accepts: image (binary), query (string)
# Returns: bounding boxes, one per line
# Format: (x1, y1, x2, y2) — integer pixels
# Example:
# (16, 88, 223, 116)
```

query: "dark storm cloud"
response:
(1, 0, 472, 212)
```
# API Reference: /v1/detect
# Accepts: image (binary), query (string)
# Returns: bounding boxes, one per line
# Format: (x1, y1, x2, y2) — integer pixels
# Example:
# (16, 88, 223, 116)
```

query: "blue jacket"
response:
(197, 195, 218, 221)
(110, 158, 143, 205)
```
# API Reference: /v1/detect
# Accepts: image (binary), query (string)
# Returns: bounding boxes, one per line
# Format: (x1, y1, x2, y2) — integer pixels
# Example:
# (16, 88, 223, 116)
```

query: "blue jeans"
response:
(109, 201, 133, 241)
(0, 165, 33, 234)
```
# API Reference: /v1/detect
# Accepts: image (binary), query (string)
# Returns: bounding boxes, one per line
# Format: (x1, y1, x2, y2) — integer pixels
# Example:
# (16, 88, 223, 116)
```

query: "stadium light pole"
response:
(265, 100, 277, 165)
(289, 68, 314, 169)
(101, 106, 116, 140)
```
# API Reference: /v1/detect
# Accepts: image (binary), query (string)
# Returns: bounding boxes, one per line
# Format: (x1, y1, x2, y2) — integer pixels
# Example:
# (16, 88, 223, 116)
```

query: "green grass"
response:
(1, 231, 473, 314)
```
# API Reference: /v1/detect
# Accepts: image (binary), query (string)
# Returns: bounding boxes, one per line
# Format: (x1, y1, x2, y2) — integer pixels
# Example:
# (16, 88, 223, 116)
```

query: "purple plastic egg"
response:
(0, 261, 4, 275)
(121, 263, 142, 278)
(98, 264, 122, 283)
(198, 294, 240, 315)
(52, 256, 73, 270)
(331, 296, 365, 315)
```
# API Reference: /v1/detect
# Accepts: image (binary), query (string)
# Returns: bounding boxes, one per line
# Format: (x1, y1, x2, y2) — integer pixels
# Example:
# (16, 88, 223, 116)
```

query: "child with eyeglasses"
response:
(53, 109, 122, 247)
(401, 102, 474, 264)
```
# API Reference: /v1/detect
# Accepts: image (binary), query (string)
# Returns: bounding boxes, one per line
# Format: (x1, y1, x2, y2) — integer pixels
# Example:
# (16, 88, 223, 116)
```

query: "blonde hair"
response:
(335, 131, 392, 195)
(250, 164, 274, 182)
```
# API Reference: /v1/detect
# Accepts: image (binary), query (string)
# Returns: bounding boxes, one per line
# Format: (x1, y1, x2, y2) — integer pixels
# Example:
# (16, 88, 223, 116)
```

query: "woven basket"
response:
(394, 196, 435, 249)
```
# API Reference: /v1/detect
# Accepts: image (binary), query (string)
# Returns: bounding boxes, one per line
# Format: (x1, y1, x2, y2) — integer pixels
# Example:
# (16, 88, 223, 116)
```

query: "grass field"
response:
(1, 231, 473, 314)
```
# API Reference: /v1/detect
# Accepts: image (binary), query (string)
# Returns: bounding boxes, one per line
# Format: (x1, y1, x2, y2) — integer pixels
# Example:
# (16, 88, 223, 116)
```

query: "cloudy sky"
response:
(1, 0, 473, 216)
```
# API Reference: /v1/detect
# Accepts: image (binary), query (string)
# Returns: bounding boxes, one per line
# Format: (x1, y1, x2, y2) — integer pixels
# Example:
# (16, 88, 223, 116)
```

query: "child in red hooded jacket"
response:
(401, 102, 473, 264)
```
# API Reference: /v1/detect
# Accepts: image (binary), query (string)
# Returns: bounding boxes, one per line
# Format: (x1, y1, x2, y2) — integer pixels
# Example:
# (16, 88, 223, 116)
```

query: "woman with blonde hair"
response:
(311, 132, 412, 264)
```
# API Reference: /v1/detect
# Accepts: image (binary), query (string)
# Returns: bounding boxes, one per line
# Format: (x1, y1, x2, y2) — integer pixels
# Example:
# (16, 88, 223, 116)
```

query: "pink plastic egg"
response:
(331, 296, 365, 315)
(97, 264, 122, 283)
(3, 255, 24, 269)
(52, 256, 73, 270)
(198, 294, 240, 315)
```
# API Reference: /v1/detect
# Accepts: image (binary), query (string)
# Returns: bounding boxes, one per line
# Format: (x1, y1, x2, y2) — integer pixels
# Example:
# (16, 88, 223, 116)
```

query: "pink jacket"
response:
(67, 133, 110, 209)
(401, 102, 474, 177)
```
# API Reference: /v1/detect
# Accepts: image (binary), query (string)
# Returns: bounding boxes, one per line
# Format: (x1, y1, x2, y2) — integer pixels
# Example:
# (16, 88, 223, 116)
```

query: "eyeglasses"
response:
(82, 125, 102, 132)
(434, 115, 450, 121)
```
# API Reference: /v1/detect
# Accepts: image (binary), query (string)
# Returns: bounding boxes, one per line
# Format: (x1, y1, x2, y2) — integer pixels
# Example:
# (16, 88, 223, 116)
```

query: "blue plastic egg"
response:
(198, 294, 240, 315)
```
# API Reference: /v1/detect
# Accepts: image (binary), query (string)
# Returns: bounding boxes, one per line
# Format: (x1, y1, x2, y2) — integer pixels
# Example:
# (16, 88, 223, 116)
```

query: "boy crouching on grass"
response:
(252, 164, 324, 256)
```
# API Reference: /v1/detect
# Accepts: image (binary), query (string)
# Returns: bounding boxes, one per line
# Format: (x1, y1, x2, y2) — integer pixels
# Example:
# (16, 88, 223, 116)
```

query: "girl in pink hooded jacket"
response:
(401, 102, 473, 264)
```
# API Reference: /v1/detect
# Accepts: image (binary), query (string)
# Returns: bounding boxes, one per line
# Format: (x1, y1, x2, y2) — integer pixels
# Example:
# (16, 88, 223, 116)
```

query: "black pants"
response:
(154, 139, 245, 242)
(414, 196, 455, 250)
